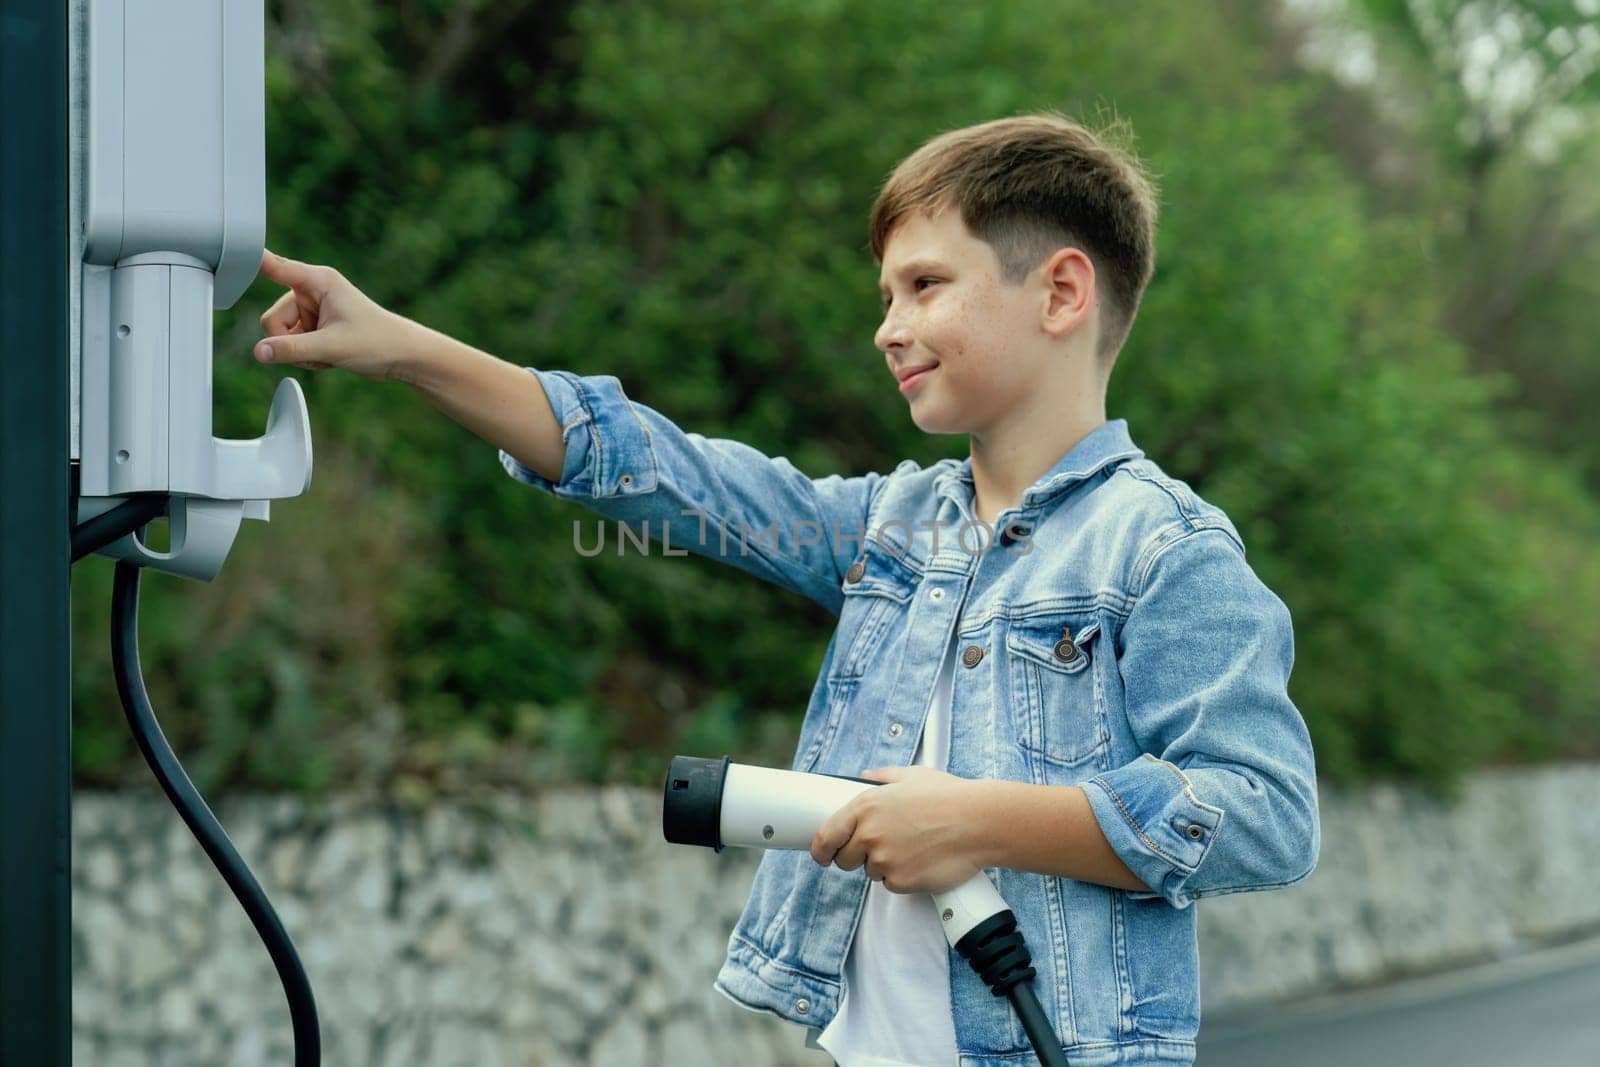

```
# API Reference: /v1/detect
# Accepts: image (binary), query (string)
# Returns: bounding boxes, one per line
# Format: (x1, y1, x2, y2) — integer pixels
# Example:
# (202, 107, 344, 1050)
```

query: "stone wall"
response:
(68, 763, 1600, 1065)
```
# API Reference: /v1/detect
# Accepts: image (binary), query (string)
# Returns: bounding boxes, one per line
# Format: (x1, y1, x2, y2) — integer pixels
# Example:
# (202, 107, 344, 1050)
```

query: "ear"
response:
(1039, 246, 1095, 340)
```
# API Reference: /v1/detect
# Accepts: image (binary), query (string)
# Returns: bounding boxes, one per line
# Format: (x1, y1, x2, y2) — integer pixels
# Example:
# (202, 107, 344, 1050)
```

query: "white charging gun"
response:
(663, 756, 1068, 1066)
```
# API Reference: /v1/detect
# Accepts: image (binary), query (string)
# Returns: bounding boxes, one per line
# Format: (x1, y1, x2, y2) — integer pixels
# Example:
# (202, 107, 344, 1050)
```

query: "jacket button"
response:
(845, 560, 865, 584)
(961, 645, 985, 668)
(887, 722, 903, 737)
(1052, 627, 1079, 663)
(1186, 823, 1205, 840)
(1000, 523, 1032, 547)
(795, 998, 811, 1015)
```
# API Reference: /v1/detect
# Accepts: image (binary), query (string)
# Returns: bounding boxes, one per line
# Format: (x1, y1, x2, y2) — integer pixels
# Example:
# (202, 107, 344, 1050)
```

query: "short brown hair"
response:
(869, 111, 1159, 365)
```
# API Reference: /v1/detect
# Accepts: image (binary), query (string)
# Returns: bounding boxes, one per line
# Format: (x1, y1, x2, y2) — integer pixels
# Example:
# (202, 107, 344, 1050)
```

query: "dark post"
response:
(0, 0, 73, 1063)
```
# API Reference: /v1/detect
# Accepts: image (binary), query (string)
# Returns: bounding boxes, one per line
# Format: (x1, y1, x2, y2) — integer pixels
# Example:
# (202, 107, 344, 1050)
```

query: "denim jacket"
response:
(500, 368, 1320, 1067)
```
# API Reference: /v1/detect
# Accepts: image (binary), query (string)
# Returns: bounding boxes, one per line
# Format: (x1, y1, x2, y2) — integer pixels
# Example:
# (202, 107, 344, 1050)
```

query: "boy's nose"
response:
(875, 312, 911, 355)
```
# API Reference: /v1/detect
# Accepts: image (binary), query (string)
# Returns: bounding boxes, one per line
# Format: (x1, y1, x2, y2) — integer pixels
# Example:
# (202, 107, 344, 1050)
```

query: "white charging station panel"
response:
(84, 0, 264, 307)
(75, 0, 311, 582)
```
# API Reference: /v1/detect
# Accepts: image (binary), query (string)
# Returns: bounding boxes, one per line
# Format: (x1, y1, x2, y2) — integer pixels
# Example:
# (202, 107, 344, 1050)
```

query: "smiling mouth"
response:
(897, 364, 938, 391)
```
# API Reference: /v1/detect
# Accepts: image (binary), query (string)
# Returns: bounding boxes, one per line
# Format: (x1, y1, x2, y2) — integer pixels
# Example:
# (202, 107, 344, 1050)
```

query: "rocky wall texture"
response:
(68, 763, 1600, 1065)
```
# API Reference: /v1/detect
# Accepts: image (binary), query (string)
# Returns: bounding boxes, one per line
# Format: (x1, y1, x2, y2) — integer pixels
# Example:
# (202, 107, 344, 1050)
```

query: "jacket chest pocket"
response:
(1006, 616, 1107, 773)
(829, 543, 919, 681)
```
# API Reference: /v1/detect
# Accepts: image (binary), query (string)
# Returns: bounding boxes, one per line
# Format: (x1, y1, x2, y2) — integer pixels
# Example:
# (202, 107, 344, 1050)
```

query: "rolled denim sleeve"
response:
(498, 367, 883, 615)
(1081, 525, 1320, 909)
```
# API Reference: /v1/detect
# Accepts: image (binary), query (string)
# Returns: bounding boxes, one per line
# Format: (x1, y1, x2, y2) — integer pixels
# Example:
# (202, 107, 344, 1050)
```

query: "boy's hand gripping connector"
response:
(663, 756, 1068, 1066)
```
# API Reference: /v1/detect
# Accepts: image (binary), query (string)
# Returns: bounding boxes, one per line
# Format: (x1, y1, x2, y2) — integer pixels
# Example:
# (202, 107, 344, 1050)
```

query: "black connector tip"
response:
(662, 755, 730, 852)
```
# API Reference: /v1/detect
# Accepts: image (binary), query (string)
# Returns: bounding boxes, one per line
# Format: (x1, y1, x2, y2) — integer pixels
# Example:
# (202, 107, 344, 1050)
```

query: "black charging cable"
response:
(953, 912, 1068, 1067)
(69, 495, 169, 563)
(74, 498, 321, 1065)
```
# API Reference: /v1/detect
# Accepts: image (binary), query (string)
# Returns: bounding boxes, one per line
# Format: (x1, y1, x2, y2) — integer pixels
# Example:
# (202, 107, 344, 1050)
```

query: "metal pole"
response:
(0, 0, 73, 1062)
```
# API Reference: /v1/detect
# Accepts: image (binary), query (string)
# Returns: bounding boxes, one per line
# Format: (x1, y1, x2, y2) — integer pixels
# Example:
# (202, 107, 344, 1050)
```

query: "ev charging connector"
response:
(664, 756, 1071, 1067)
(74, 0, 311, 581)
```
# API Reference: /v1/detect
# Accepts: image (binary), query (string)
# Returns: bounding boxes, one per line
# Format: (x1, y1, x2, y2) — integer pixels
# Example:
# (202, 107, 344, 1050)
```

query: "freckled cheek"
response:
(922, 303, 979, 363)
(941, 319, 1006, 376)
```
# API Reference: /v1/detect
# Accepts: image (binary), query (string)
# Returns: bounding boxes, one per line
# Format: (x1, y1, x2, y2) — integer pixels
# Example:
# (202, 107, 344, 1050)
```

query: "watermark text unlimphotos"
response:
(571, 509, 1033, 559)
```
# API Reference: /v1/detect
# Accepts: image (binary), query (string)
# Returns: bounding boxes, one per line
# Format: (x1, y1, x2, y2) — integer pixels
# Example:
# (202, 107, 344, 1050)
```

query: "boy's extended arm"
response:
(395, 326, 883, 614)
(254, 250, 880, 611)
(254, 251, 876, 614)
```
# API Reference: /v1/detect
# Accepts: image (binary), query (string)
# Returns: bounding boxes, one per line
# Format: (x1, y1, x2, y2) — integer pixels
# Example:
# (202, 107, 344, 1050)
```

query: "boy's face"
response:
(874, 209, 1062, 437)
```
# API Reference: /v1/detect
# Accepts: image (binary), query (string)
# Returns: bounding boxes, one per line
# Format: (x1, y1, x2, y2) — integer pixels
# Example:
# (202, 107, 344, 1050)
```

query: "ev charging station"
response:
(3, 2, 317, 1061)
(76, 0, 312, 576)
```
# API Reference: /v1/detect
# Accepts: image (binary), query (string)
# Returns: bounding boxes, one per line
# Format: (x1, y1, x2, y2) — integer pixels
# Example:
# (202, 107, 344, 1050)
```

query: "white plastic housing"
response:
(84, 0, 264, 307)
(721, 764, 878, 850)
(75, 0, 311, 581)
(719, 764, 1011, 947)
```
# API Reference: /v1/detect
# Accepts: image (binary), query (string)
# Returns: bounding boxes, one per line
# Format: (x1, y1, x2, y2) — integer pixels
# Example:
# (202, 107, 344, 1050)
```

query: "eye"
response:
(881, 277, 940, 308)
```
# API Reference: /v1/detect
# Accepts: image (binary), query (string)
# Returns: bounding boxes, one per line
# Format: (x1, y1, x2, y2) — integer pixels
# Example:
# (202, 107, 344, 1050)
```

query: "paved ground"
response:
(1196, 937, 1600, 1066)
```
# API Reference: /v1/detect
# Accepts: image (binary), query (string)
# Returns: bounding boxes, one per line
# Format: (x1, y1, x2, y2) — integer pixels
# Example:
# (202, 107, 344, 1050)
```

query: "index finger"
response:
(259, 248, 331, 296)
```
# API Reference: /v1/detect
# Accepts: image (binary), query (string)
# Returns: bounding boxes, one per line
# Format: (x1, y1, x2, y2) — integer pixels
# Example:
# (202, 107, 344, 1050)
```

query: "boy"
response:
(255, 112, 1319, 1066)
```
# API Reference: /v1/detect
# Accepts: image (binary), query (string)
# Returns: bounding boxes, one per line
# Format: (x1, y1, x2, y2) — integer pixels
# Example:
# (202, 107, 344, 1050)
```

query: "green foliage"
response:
(1320, 0, 1600, 485)
(71, 0, 1600, 799)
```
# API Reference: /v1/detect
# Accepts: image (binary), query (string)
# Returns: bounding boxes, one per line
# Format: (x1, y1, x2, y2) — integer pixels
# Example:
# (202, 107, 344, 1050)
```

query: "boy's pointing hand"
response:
(255, 248, 423, 383)
(810, 766, 987, 894)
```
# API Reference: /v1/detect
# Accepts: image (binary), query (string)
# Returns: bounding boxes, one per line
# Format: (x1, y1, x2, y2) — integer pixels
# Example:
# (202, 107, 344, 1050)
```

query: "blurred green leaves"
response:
(70, 0, 1600, 799)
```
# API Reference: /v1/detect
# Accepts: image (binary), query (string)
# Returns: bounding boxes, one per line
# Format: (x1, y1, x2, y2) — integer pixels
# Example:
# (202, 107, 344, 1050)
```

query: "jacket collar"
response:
(934, 418, 1144, 511)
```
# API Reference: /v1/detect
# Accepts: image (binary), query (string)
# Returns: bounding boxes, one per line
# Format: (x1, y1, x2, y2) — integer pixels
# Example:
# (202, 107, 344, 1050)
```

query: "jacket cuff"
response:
(497, 368, 659, 499)
(1082, 754, 1226, 909)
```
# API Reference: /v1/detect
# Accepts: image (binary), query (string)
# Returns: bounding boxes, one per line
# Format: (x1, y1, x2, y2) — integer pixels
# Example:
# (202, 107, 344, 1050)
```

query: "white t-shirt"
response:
(813, 626, 963, 1066)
